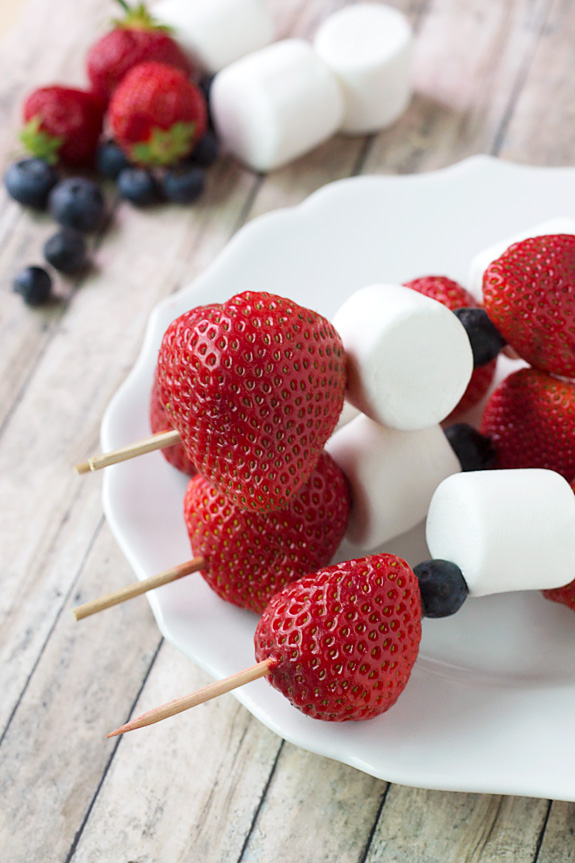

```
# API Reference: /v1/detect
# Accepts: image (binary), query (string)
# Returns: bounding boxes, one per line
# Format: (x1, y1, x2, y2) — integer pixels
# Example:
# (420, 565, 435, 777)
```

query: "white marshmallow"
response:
(426, 469, 575, 596)
(327, 414, 460, 550)
(468, 218, 575, 302)
(211, 40, 344, 172)
(332, 284, 473, 431)
(153, 0, 275, 73)
(313, 3, 412, 135)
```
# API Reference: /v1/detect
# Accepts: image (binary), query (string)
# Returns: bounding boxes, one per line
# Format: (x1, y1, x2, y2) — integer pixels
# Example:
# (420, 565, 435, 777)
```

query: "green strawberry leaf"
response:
(112, 0, 172, 32)
(130, 122, 197, 167)
(19, 116, 63, 165)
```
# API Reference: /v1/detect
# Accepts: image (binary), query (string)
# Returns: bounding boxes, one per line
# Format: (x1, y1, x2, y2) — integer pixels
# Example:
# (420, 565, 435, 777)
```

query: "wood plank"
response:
(364, 787, 549, 863)
(497, 0, 575, 164)
(537, 801, 575, 863)
(62, 643, 282, 863)
(239, 744, 387, 863)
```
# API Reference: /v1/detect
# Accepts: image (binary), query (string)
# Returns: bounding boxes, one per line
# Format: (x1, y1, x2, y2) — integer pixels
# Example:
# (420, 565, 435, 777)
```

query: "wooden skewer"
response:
(73, 558, 205, 621)
(107, 659, 273, 737)
(75, 429, 181, 474)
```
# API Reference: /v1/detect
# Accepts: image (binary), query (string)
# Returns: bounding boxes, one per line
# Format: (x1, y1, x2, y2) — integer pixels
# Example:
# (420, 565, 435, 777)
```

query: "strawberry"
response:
(108, 61, 206, 166)
(403, 275, 497, 416)
(483, 234, 575, 378)
(542, 478, 575, 613)
(184, 452, 351, 613)
(254, 553, 422, 721)
(21, 87, 105, 168)
(157, 291, 347, 512)
(149, 372, 196, 475)
(480, 367, 575, 480)
(87, 0, 194, 103)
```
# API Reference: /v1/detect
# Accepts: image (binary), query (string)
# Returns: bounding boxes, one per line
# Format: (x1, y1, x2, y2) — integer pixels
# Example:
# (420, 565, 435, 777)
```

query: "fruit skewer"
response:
(74, 451, 350, 619)
(106, 467, 575, 738)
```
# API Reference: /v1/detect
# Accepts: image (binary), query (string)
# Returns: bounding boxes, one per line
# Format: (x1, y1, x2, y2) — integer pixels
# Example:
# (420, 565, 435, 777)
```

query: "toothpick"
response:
(107, 659, 273, 737)
(73, 558, 205, 621)
(75, 429, 181, 474)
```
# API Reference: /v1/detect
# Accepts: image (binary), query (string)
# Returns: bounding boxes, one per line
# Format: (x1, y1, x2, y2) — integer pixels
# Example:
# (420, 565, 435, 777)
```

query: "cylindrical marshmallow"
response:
(426, 469, 575, 597)
(326, 414, 461, 550)
(332, 284, 474, 431)
(468, 218, 575, 302)
(313, 3, 412, 134)
(153, 0, 275, 73)
(211, 39, 344, 172)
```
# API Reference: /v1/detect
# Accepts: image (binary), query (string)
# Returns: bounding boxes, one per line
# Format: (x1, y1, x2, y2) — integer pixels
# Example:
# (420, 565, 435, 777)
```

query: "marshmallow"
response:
(426, 469, 575, 596)
(468, 218, 575, 302)
(327, 414, 460, 550)
(313, 3, 412, 134)
(153, 0, 275, 73)
(211, 40, 344, 172)
(332, 284, 473, 431)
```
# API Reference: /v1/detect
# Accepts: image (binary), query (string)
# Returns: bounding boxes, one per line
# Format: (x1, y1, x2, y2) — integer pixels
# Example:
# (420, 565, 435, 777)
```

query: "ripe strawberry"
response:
(542, 478, 575, 613)
(254, 553, 422, 721)
(157, 291, 347, 512)
(184, 452, 350, 613)
(21, 87, 105, 168)
(480, 367, 575, 480)
(108, 61, 206, 166)
(403, 275, 496, 416)
(87, 0, 194, 102)
(149, 372, 196, 475)
(483, 234, 575, 378)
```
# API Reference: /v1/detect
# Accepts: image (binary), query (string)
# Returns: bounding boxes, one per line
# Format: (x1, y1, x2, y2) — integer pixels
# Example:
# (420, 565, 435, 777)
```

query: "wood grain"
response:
(0, 0, 574, 861)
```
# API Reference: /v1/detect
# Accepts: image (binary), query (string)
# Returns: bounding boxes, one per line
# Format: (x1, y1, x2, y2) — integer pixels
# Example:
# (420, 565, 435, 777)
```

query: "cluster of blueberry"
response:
(5, 77, 218, 307)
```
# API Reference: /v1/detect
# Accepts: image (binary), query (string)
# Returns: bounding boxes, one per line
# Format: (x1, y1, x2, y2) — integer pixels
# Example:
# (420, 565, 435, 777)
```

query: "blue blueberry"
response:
(444, 423, 496, 472)
(4, 158, 59, 209)
(453, 307, 506, 366)
(414, 559, 469, 618)
(189, 132, 219, 167)
(13, 266, 52, 306)
(162, 166, 205, 204)
(117, 168, 160, 206)
(44, 229, 87, 274)
(96, 141, 131, 181)
(49, 178, 106, 233)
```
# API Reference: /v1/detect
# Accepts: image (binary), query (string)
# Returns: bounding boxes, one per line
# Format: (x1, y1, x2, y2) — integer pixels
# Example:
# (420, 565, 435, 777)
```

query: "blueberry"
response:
(198, 75, 215, 126)
(4, 158, 59, 209)
(13, 266, 52, 306)
(49, 178, 105, 233)
(189, 132, 219, 167)
(117, 168, 161, 206)
(444, 423, 496, 472)
(162, 166, 205, 204)
(453, 307, 506, 366)
(44, 229, 87, 274)
(414, 559, 469, 618)
(96, 141, 131, 181)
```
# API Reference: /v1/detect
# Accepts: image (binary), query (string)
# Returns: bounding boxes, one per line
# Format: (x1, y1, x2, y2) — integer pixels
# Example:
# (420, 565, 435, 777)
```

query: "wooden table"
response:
(1, 1, 575, 860)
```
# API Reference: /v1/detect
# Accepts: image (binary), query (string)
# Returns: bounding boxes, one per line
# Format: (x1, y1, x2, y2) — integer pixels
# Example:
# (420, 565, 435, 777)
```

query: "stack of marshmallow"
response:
(153, 0, 414, 171)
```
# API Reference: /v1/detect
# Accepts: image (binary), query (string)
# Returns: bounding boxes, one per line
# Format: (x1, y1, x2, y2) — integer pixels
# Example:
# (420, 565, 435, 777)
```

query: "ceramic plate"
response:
(102, 155, 575, 801)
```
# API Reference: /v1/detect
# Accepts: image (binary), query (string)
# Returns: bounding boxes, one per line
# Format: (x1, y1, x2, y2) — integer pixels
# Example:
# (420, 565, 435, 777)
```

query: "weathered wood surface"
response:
(1, 0, 574, 861)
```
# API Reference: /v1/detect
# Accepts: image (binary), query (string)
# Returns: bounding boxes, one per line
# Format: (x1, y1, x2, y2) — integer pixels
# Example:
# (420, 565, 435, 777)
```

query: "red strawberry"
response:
(483, 234, 575, 378)
(542, 478, 575, 613)
(21, 87, 105, 168)
(480, 367, 575, 480)
(157, 291, 347, 512)
(87, 1, 194, 102)
(403, 275, 497, 416)
(254, 553, 422, 721)
(184, 452, 350, 613)
(149, 372, 196, 475)
(108, 61, 206, 166)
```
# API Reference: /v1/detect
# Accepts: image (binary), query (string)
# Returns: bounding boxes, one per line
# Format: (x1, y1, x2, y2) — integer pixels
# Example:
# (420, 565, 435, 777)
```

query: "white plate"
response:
(102, 155, 575, 801)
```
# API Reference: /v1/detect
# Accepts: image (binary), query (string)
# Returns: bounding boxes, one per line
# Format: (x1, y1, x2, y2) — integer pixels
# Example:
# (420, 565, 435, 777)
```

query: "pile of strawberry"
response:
(5, 0, 218, 306)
